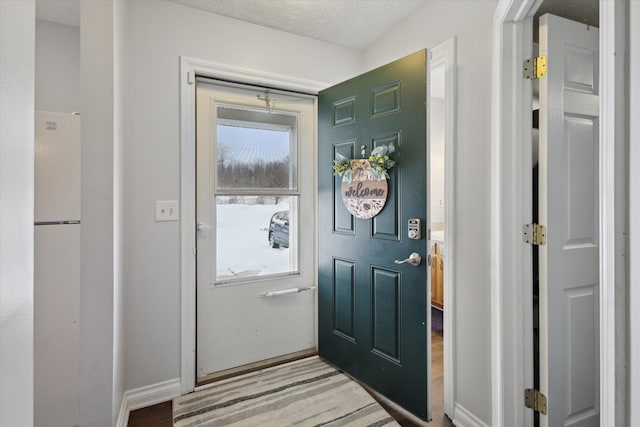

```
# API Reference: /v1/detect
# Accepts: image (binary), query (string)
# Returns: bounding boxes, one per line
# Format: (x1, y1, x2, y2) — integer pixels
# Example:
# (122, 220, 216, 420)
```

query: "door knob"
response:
(394, 252, 422, 267)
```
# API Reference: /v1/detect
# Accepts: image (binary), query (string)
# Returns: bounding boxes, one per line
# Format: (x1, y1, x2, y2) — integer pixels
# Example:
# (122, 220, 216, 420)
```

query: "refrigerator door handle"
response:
(35, 220, 81, 226)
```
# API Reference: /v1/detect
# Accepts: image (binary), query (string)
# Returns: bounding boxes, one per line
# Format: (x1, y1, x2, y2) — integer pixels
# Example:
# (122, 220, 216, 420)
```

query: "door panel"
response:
(318, 50, 429, 420)
(371, 267, 401, 361)
(539, 14, 599, 427)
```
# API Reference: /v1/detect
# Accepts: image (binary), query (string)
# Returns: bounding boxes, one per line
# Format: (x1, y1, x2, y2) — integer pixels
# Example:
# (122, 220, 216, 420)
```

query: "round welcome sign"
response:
(341, 159, 388, 219)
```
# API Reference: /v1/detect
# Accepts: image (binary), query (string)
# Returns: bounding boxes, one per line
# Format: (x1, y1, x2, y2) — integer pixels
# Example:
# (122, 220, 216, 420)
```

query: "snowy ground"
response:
(216, 200, 292, 281)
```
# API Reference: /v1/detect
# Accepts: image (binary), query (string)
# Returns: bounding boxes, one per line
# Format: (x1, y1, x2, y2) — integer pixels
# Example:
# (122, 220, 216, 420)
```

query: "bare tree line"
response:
(217, 145, 290, 204)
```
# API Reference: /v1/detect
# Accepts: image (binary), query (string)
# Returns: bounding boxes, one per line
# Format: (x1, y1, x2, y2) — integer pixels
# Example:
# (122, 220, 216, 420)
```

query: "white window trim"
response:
(179, 56, 326, 393)
(491, 1, 624, 426)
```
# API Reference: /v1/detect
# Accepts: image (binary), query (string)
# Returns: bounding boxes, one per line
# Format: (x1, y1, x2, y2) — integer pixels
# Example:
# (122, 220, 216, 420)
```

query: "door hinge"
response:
(523, 223, 546, 245)
(524, 388, 548, 415)
(523, 55, 547, 79)
(187, 70, 195, 84)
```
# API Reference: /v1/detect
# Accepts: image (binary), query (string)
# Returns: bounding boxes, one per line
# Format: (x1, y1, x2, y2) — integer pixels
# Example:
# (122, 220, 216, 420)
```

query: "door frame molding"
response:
(178, 56, 326, 393)
(429, 37, 457, 419)
(490, 0, 625, 426)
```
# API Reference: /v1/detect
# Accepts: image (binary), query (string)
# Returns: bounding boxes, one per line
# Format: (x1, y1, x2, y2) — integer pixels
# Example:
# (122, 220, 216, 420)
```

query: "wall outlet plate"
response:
(156, 200, 179, 221)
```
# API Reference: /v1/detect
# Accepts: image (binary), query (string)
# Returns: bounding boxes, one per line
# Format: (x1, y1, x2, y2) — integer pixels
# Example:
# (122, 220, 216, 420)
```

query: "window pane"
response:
(216, 106, 297, 191)
(215, 196, 298, 283)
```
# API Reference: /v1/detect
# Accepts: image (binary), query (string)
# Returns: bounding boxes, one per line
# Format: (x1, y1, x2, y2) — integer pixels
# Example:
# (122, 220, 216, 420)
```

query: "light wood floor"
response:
(128, 331, 452, 426)
(427, 331, 455, 426)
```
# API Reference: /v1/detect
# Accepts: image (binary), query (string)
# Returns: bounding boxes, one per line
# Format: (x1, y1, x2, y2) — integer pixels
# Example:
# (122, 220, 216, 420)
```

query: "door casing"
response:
(491, 1, 625, 426)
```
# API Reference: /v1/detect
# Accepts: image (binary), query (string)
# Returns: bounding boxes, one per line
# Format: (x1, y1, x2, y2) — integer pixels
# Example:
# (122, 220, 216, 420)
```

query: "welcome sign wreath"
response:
(333, 144, 396, 219)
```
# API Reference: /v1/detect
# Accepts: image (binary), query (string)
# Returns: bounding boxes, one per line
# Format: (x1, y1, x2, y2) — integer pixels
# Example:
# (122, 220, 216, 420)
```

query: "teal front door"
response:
(318, 50, 429, 420)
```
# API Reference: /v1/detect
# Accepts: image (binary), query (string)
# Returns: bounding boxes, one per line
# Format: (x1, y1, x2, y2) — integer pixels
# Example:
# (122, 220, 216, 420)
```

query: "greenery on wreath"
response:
(332, 144, 396, 182)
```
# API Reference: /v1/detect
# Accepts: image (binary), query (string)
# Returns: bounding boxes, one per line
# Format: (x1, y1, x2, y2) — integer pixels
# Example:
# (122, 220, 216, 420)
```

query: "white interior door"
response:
(539, 13, 599, 426)
(196, 81, 316, 378)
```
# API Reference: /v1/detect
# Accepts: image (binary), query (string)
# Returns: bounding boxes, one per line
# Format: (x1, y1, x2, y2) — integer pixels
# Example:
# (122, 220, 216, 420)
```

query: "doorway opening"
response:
(429, 40, 451, 425)
(492, 0, 622, 425)
(531, 3, 600, 426)
(428, 38, 456, 424)
(179, 57, 328, 394)
(180, 55, 458, 423)
(194, 79, 317, 386)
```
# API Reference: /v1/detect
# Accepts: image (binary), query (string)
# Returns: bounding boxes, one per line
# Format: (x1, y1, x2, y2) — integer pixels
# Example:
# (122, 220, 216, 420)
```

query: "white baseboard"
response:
(116, 396, 129, 427)
(453, 403, 490, 427)
(115, 378, 181, 427)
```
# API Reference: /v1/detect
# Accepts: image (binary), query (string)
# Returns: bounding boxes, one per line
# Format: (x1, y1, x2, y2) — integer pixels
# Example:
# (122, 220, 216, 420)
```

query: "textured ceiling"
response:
(35, 0, 599, 50)
(166, 0, 428, 49)
(34, 0, 427, 48)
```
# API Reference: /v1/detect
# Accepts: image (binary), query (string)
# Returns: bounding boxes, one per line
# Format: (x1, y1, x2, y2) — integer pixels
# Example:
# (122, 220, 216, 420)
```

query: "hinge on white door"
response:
(523, 55, 547, 79)
(187, 70, 195, 84)
(524, 388, 548, 415)
(523, 223, 546, 245)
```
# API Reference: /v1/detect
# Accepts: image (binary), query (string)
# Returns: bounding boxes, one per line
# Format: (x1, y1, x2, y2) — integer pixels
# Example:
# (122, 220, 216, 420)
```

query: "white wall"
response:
(80, 1, 123, 425)
(35, 20, 80, 113)
(363, 1, 497, 424)
(0, 1, 35, 426)
(629, 0, 640, 423)
(120, 0, 362, 392)
(113, 0, 126, 421)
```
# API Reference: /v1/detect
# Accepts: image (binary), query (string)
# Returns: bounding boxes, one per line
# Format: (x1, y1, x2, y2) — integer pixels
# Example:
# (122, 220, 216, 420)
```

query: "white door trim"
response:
(178, 56, 326, 394)
(430, 37, 457, 419)
(491, 1, 624, 426)
(491, 2, 538, 425)
(598, 1, 625, 424)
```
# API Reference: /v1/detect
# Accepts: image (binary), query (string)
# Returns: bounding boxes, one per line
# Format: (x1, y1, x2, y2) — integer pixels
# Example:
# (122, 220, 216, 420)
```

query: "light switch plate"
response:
(156, 200, 179, 221)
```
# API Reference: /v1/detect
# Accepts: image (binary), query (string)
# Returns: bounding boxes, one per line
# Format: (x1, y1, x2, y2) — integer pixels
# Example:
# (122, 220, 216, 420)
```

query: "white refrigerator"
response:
(34, 111, 81, 427)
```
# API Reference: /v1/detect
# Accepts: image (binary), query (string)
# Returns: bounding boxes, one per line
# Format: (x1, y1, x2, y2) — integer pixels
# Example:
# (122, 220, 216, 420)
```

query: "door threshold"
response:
(354, 376, 428, 426)
(196, 348, 318, 388)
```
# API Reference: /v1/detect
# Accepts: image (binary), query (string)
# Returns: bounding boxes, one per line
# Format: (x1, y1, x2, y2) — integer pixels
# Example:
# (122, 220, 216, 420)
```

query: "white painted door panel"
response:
(196, 82, 316, 377)
(539, 14, 599, 427)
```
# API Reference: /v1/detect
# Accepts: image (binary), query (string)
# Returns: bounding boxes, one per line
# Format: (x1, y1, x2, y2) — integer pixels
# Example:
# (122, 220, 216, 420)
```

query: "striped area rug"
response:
(173, 356, 400, 426)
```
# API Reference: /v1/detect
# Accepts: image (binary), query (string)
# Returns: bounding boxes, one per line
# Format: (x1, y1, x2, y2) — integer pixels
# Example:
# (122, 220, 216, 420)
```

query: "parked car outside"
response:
(268, 210, 289, 248)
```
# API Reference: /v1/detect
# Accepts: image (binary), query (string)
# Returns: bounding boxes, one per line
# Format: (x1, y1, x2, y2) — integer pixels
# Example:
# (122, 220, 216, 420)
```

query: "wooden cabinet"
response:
(431, 243, 444, 309)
